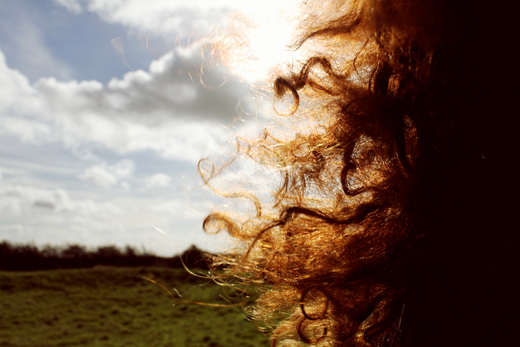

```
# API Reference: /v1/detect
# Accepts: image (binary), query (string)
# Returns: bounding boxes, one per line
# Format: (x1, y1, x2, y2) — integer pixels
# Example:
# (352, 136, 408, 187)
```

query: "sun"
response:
(225, 0, 305, 83)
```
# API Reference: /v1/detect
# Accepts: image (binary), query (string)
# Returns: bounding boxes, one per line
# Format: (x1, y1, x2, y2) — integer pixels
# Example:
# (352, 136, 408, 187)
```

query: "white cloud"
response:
(0, 50, 54, 144)
(80, 166, 117, 188)
(80, 0, 304, 82)
(80, 159, 135, 188)
(120, 181, 130, 191)
(109, 159, 135, 178)
(35, 48, 247, 161)
(0, 45, 247, 163)
(83, 0, 303, 35)
(0, 184, 119, 216)
(86, 0, 235, 36)
(0, 51, 43, 113)
(145, 173, 171, 188)
(53, 0, 84, 14)
(0, 183, 193, 255)
(0, 184, 227, 255)
(0, 116, 52, 144)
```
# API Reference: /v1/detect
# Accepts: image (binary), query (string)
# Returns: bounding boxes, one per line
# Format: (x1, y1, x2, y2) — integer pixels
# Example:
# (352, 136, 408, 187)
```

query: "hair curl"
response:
(202, 1, 519, 346)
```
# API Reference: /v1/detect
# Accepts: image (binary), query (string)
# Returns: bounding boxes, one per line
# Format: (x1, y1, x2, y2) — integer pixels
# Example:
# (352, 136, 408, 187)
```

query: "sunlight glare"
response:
(229, 0, 304, 83)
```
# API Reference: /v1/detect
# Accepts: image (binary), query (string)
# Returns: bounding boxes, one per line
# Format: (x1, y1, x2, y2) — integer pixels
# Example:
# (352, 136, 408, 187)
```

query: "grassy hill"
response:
(0, 267, 268, 347)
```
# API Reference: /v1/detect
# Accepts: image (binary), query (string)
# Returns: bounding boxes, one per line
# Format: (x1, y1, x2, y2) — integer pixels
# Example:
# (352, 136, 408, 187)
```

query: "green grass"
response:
(0, 267, 269, 347)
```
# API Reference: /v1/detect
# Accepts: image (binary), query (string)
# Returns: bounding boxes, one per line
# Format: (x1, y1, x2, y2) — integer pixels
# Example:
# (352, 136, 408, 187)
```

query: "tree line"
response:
(0, 241, 210, 271)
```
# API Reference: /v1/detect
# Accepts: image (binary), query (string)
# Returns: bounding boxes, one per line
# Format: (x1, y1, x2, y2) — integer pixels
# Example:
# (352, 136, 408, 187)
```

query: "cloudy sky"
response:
(0, 0, 302, 256)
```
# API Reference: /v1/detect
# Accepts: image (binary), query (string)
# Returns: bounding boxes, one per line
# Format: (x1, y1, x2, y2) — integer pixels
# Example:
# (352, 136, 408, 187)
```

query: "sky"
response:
(0, 0, 302, 256)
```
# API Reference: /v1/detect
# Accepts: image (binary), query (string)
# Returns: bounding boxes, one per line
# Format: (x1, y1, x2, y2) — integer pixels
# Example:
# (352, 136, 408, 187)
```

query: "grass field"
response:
(0, 267, 269, 347)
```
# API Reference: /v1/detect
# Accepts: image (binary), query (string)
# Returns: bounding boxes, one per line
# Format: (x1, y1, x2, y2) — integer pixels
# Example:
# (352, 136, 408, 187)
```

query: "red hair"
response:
(202, 1, 520, 345)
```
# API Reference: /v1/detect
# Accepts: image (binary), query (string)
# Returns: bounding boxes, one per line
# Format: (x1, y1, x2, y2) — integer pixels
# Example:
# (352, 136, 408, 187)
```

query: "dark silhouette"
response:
(0, 241, 210, 271)
(203, 0, 520, 346)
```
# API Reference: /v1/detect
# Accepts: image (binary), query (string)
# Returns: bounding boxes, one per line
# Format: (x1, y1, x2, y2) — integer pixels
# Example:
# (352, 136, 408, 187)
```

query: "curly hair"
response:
(201, 1, 519, 346)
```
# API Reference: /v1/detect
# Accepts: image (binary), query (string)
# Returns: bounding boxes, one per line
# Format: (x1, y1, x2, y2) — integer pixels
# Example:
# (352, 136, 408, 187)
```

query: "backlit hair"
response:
(201, 1, 519, 346)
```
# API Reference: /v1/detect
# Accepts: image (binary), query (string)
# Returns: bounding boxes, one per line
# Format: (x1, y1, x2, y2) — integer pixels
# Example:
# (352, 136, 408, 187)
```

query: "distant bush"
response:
(0, 241, 210, 271)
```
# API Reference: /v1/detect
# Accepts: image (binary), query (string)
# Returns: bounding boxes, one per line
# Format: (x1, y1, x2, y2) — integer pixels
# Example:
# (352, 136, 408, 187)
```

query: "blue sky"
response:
(0, 0, 302, 256)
